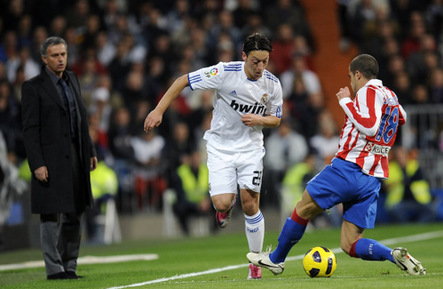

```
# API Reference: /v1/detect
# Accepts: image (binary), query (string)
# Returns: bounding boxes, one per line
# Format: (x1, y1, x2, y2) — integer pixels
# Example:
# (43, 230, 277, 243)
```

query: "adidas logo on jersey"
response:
(230, 100, 266, 115)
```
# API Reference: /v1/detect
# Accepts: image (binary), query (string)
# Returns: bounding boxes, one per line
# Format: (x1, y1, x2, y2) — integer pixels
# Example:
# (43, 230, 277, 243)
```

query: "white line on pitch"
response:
(0, 254, 159, 271)
(106, 230, 443, 289)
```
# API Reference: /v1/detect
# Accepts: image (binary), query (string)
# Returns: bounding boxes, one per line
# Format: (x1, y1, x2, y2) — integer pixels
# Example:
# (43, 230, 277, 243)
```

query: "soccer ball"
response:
(303, 246, 337, 278)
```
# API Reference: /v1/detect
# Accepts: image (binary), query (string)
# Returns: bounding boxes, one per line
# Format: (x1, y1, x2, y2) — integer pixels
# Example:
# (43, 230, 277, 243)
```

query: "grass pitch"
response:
(0, 222, 442, 289)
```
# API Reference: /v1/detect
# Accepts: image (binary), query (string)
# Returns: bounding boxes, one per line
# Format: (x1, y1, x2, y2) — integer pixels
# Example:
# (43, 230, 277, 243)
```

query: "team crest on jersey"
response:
(261, 94, 268, 104)
(204, 67, 218, 78)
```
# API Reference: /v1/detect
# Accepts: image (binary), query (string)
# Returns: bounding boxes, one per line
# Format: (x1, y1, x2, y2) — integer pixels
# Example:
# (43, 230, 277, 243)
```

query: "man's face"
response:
(349, 68, 358, 94)
(242, 50, 270, 80)
(41, 43, 67, 77)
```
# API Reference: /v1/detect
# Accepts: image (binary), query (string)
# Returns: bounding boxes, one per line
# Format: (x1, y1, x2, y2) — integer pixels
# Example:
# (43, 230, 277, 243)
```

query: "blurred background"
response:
(0, 0, 442, 250)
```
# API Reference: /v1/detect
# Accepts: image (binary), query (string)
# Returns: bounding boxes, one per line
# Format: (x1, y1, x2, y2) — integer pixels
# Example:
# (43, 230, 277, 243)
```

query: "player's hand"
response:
(90, 156, 98, 171)
(144, 109, 163, 133)
(241, 114, 260, 127)
(336, 86, 351, 101)
(34, 166, 49, 182)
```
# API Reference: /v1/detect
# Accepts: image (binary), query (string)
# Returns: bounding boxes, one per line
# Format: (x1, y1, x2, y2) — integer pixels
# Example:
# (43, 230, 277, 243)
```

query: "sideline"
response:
(107, 230, 443, 289)
(0, 254, 158, 271)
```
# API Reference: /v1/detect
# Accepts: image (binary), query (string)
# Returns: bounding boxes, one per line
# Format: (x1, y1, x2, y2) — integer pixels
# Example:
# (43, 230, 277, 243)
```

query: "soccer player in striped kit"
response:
(144, 33, 283, 279)
(248, 54, 426, 276)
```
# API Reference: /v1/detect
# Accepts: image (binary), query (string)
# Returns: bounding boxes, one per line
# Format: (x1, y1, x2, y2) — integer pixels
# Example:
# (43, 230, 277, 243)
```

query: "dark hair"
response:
(242, 33, 272, 55)
(40, 36, 67, 57)
(350, 54, 379, 79)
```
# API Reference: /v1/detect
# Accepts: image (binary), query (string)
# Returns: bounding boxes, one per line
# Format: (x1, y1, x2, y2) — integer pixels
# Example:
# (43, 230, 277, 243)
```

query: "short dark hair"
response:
(242, 33, 272, 55)
(350, 54, 379, 79)
(40, 36, 67, 57)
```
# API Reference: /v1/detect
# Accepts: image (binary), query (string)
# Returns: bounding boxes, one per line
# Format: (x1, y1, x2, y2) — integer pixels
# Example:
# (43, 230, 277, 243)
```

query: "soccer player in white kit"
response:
(144, 33, 283, 279)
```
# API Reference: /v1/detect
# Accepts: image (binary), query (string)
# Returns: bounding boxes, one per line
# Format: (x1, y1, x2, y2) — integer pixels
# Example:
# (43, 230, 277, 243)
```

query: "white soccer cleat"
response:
(392, 247, 426, 275)
(247, 251, 285, 275)
(247, 263, 262, 280)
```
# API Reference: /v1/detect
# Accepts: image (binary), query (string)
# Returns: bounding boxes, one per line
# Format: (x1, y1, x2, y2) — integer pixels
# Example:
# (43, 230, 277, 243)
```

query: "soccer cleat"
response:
(215, 197, 236, 228)
(392, 247, 426, 275)
(247, 263, 262, 280)
(247, 251, 285, 275)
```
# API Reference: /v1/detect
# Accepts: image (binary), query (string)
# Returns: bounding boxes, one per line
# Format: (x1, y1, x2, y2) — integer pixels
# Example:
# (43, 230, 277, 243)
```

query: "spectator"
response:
(264, 0, 313, 48)
(407, 33, 438, 83)
(48, 15, 67, 37)
(384, 147, 434, 223)
(401, 11, 427, 59)
(16, 14, 34, 49)
(6, 46, 39, 84)
(280, 53, 322, 98)
(89, 87, 113, 140)
(429, 67, 443, 103)
(170, 149, 216, 236)
(270, 23, 296, 75)
(232, 0, 258, 29)
(65, 0, 91, 30)
(131, 129, 166, 210)
(337, 0, 352, 51)
(166, 0, 191, 35)
(309, 110, 340, 165)
(0, 79, 21, 152)
(107, 40, 132, 93)
(280, 153, 317, 221)
(2, 31, 19, 70)
(95, 31, 116, 67)
(86, 152, 119, 243)
(239, 11, 272, 41)
(162, 121, 195, 183)
(107, 106, 135, 212)
(263, 119, 308, 207)
(392, 71, 413, 104)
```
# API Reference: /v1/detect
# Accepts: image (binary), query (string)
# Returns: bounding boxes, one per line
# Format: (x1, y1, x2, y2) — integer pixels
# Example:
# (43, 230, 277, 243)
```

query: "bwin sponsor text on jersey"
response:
(230, 100, 267, 115)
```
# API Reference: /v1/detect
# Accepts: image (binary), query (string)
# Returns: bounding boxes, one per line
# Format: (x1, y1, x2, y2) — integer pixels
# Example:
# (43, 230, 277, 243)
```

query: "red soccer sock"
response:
(291, 209, 309, 226)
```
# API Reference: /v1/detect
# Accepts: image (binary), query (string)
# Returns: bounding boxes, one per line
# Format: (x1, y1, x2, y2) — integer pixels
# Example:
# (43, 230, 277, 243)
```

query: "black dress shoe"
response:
(47, 272, 68, 280)
(66, 271, 83, 279)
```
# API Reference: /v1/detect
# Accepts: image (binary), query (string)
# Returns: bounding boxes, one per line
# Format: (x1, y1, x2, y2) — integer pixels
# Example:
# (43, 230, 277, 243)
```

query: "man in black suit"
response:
(21, 36, 97, 280)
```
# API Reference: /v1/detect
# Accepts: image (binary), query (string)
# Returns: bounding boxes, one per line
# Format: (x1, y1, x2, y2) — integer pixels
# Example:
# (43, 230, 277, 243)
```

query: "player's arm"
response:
(241, 114, 281, 128)
(144, 74, 189, 132)
(337, 86, 381, 136)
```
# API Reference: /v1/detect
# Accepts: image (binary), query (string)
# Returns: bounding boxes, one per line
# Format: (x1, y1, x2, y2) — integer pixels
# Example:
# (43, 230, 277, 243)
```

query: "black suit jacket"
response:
(21, 66, 96, 214)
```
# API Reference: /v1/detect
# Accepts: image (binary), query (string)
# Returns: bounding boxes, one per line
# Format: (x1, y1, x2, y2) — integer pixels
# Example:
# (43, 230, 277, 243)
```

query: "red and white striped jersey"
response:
(336, 79, 407, 179)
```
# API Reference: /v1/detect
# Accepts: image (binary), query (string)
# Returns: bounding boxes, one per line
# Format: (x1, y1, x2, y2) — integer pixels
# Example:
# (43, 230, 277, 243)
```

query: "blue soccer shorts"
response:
(306, 157, 381, 229)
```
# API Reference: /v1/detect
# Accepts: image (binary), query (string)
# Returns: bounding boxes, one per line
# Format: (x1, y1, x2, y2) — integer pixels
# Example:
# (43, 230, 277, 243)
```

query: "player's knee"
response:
(212, 196, 233, 212)
(241, 200, 258, 216)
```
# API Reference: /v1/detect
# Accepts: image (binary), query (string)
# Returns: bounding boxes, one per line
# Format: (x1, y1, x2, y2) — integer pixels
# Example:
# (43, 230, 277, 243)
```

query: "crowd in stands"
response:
(0, 0, 442, 224)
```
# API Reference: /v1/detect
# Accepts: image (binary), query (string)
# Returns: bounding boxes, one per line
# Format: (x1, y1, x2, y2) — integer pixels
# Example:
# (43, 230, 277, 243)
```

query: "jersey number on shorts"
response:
(375, 106, 399, 144)
(252, 171, 262, 186)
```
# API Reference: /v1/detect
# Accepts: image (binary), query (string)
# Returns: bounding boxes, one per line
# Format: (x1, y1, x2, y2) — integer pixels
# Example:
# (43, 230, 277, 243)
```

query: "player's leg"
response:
(246, 189, 323, 275)
(241, 189, 264, 280)
(211, 193, 236, 213)
(343, 220, 426, 275)
(248, 159, 348, 274)
(240, 188, 264, 253)
(212, 193, 237, 228)
(270, 189, 323, 263)
(341, 170, 426, 275)
(342, 219, 393, 261)
(207, 146, 238, 228)
(238, 149, 265, 279)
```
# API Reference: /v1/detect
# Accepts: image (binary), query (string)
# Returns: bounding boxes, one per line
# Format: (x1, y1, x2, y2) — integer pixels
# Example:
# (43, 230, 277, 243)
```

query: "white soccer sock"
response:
(244, 210, 265, 253)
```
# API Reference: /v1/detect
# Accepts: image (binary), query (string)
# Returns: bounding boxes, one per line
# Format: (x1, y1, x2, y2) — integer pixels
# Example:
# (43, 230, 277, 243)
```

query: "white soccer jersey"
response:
(188, 61, 283, 152)
(336, 79, 407, 179)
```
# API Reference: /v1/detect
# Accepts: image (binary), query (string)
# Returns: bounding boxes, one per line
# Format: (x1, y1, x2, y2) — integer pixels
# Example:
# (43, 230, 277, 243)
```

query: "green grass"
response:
(1, 223, 442, 289)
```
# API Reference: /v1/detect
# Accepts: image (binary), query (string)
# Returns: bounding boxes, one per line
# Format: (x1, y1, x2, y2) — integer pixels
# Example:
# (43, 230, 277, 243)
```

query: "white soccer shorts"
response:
(206, 144, 265, 196)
